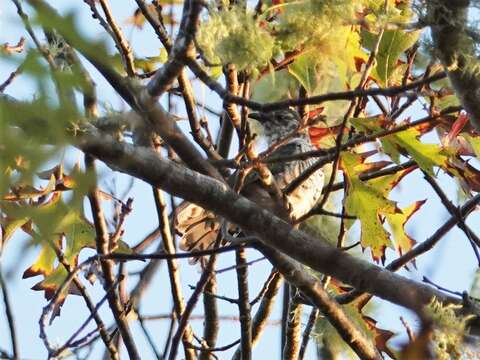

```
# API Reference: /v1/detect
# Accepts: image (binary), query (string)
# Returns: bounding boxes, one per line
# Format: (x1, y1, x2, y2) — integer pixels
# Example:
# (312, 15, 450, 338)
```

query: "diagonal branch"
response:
(76, 126, 470, 317)
(258, 244, 382, 360)
(152, 187, 196, 360)
(146, 0, 203, 97)
(26, 0, 223, 182)
(86, 156, 140, 360)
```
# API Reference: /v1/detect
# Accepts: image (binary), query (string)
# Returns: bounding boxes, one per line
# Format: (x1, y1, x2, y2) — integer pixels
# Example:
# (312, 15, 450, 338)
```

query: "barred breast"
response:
(176, 137, 324, 252)
(273, 139, 324, 220)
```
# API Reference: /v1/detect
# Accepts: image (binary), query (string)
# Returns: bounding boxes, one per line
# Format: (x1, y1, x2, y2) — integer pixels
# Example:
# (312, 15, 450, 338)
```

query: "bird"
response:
(175, 108, 325, 253)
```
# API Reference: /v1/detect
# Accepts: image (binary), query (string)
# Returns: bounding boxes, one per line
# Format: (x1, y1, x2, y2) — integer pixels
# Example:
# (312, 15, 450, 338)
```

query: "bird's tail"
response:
(175, 202, 220, 252)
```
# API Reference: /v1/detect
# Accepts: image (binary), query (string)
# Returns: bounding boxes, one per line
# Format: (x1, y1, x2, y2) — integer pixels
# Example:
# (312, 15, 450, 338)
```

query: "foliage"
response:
(197, 6, 275, 71)
(425, 298, 476, 360)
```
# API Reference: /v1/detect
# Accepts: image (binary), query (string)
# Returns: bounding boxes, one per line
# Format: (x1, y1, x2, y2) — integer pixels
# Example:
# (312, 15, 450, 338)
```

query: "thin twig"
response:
(138, 313, 163, 360)
(168, 249, 218, 360)
(218, 106, 458, 177)
(86, 156, 140, 360)
(53, 280, 118, 356)
(186, 339, 240, 352)
(140, 313, 280, 325)
(10, 0, 56, 68)
(179, 68, 221, 159)
(280, 283, 290, 356)
(105, 242, 249, 262)
(298, 308, 319, 360)
(186, 56, 446, 111)
(232, 270, 283, 360)
(422, 172, 480, 265)
(235, 246, 252, 360)
(215, 257, 265, 275)
(0, 268, 18, 360)
(200, 262, 219, 360)
(400, 316, 415, 342)
(318, 27, 385, 212)
(162, 307, 176, 358)
(0, 66, 22, 93)
(38, 240, 118, 359)
(98, 0, 136, 76)
(152, 187, 196, 360)
(147, 0, 204, 96)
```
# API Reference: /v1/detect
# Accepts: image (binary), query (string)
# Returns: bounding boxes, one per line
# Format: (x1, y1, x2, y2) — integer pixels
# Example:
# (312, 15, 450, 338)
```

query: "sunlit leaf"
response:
(386, 200, 426, 256)
(252, 69, 298, 103)
(1, 217, 30, 245)
(288, 52, 318, 94)
(341, 152, 397, 262)
(134, 49, 168, 73)
(351, 117, 452, 176)
(361, 29, 420, 86)
(23, 237, 59, 278)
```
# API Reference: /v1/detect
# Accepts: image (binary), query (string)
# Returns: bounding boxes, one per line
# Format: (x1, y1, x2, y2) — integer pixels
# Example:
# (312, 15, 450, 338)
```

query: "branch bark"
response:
(429, 0, 480, 130)
(76, 126, 469, 316)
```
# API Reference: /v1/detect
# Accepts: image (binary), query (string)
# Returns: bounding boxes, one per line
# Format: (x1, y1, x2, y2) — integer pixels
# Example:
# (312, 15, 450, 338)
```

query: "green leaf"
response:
(23, 237, 58, 278)
(386, 200, 426, 256)
(361, 29, 420, 86)
(0, 217, 30, 244)
(63, 213, 96, 261)
(341, 152, 397, 262)
(288, 53, 318, 94)
(252, 69, 298, 103)
(384, 129, 450, 176)
(134, 49, 168, 73)
(464, 134, 480, 158)
(351, 117, 452, 176)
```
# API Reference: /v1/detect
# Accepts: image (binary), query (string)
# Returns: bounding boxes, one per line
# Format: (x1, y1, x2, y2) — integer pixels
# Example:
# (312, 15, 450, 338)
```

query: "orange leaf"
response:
(363, 316, 396, 359)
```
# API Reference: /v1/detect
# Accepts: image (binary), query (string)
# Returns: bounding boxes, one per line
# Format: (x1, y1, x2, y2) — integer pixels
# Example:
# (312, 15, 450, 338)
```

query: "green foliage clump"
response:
(196, 6, 275, 71)
(275, 0, 361, 51)
(425, 298, 475, 360)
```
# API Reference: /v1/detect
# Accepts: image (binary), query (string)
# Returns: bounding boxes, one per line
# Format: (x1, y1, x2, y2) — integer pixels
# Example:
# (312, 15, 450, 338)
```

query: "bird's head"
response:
(248, 109, 303, 143)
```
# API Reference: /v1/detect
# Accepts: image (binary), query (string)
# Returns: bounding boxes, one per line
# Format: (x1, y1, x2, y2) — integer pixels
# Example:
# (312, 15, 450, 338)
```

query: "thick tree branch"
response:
(429, 0, 480, 130)
(76, 126, 469, 317)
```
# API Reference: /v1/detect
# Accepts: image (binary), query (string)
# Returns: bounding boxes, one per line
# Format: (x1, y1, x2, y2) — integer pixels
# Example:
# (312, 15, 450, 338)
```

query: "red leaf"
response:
(445, 112, 470, 145)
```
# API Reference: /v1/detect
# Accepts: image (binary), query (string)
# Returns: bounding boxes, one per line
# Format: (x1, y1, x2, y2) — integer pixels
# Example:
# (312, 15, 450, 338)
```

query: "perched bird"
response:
(175, 109, 325, 252)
